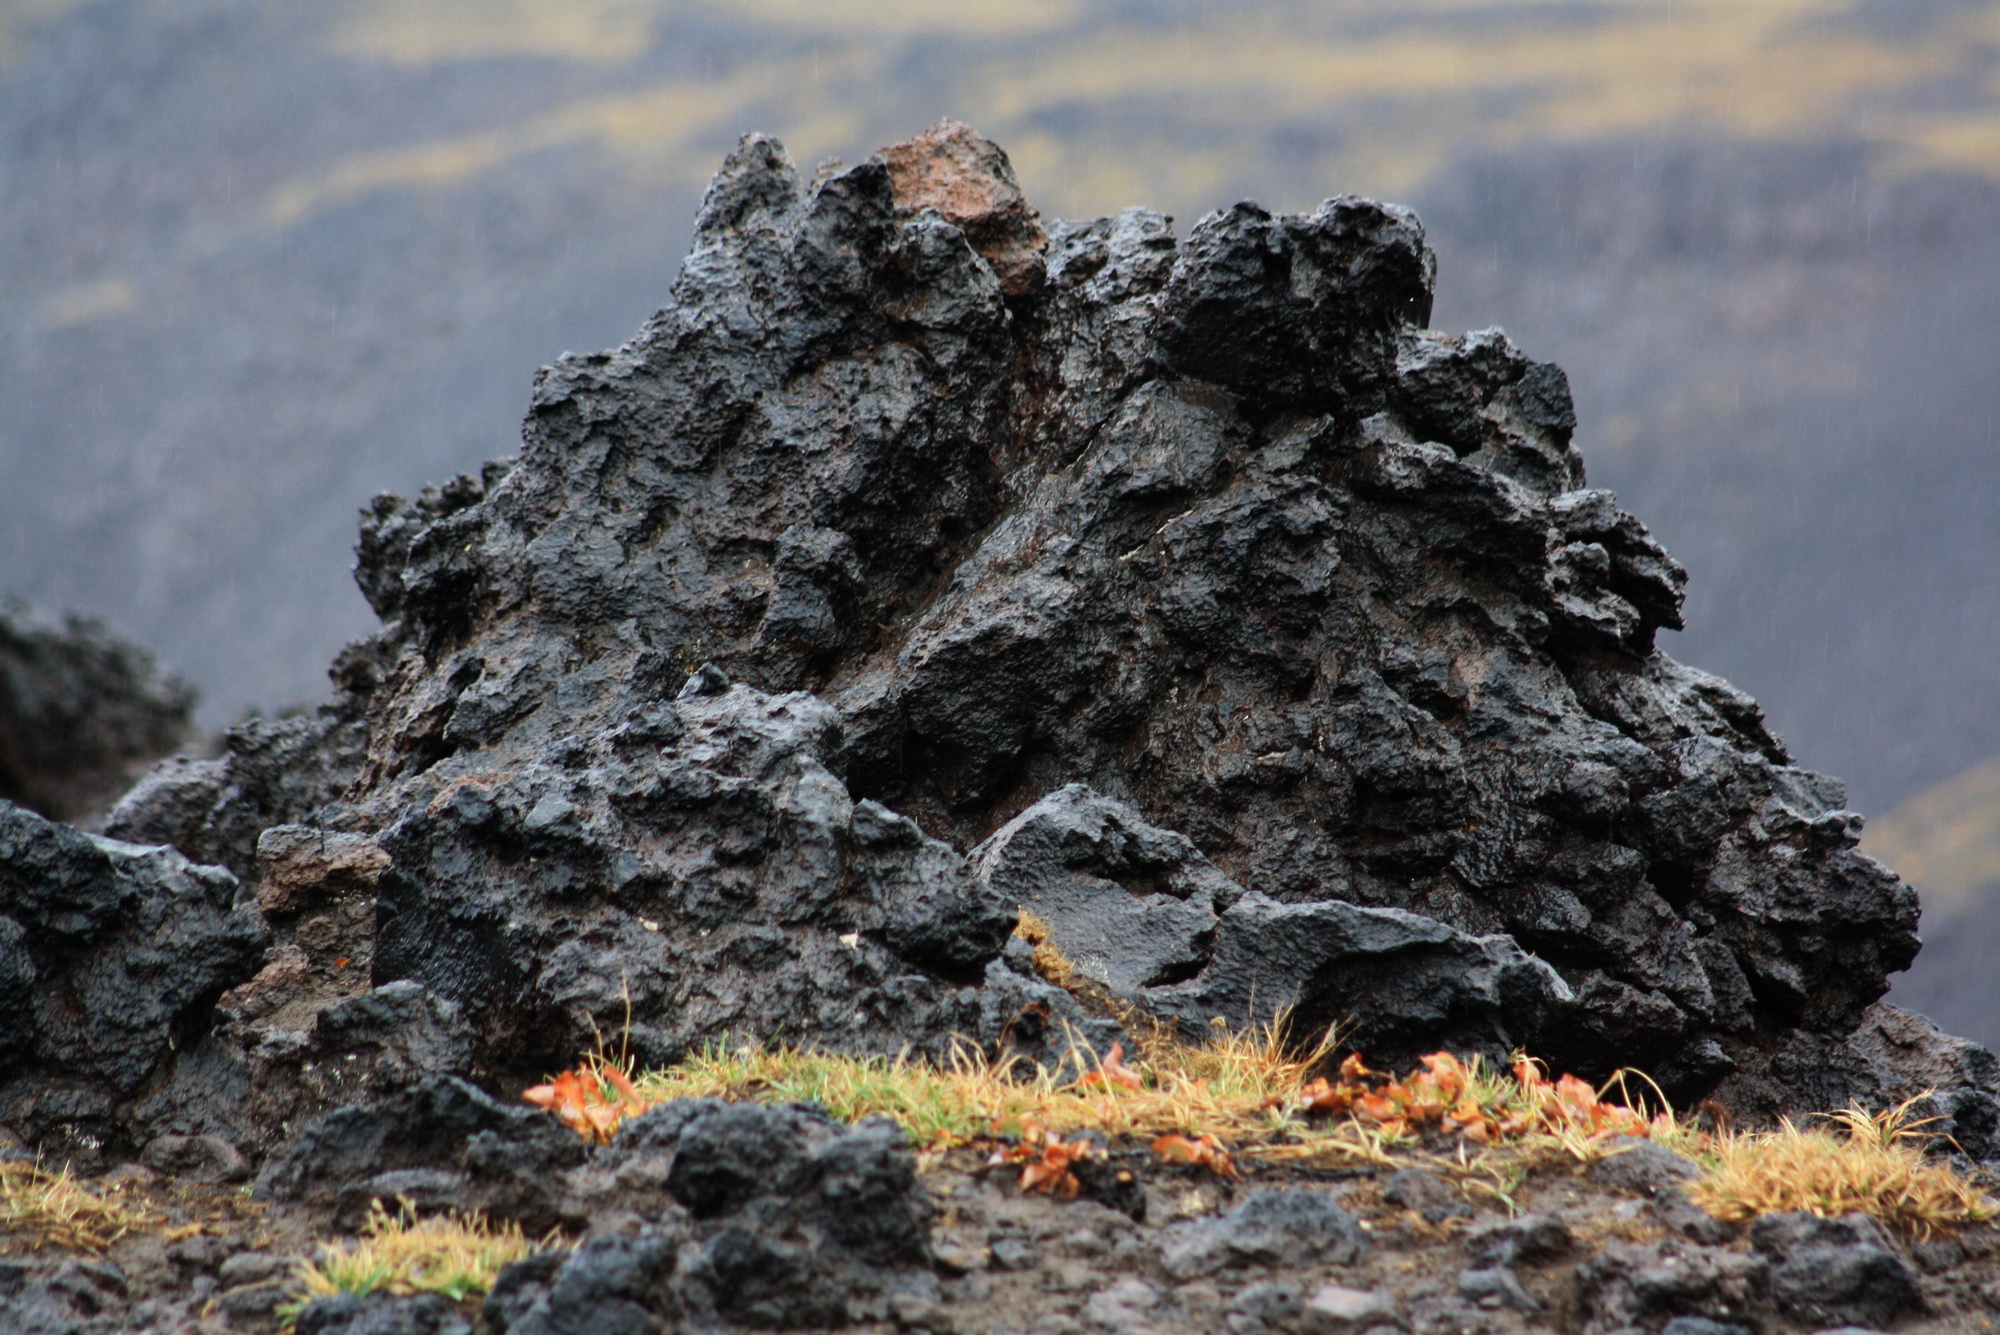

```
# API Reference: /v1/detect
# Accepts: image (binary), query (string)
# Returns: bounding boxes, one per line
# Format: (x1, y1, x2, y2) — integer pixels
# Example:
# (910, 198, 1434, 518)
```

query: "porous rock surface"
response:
(270, 1094, 940, 1334)
(0, 799, 263, 1165)
(0, 594, 196, 823)
(70, 117, 1985, 1176)
(977, 783, 1573, 1058)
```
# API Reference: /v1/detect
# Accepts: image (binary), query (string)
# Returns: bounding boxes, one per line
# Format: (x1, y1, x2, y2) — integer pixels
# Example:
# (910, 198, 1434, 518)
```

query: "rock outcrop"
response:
(0, 800, 263, 1164)
(0, 595, 196, 823)
(76, 119, 1960, 1161)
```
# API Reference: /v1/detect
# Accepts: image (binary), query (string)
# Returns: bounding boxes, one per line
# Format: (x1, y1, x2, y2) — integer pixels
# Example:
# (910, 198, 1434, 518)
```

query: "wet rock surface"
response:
(482, 1100, 938, 1333)
(253, 118, 1926, 1107)
(3, 123, 2000, 1331)
(1157, 1190, 1370, 1279)
(977, 784, 1571, 1061)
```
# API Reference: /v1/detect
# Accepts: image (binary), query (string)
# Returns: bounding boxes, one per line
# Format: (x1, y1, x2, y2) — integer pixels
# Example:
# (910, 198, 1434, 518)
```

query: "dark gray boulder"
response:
(105, 705, 367, 885)
(484, 1233, 683, 1335)
(972, 782, 1243, 996)
(363, 678, 1019, 1075)
(976, 783, 1570, 1060)
(1464, 1213, 1572, 1269)
(482, 1100, 936, 1333)
(0, 800, 264, 1163)
(290, 1292, 473, 1335)
(70, 120, 1965, 1129)
(0, 595, 195, 825)
(1749, 1213, 1917, 1329)
(1157, 1190, 1369, 1279)
(1587, 1139, 1702, 1196)
(1577, 1239, 1769, 1335)
(257, 1074, 588, 1232)
(0, 1257, 131, 1335)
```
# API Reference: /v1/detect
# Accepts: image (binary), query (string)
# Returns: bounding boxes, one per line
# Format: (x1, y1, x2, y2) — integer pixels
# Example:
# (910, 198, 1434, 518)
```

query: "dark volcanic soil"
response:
(11, 1131, 2000, 1335)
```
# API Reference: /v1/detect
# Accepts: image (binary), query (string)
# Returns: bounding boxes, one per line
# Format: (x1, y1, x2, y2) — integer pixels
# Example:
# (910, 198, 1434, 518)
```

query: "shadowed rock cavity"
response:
(80, 121, 1981, 1161)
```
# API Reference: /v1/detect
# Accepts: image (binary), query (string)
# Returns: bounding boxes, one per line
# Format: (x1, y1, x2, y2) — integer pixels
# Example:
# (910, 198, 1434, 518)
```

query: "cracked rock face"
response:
(93, 120, 1946, 1135)
(0, 800, 265, 1164)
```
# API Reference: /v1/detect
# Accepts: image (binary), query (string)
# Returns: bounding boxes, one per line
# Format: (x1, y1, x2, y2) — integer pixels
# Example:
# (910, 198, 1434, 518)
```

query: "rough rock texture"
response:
(0, 800, 264, 1164)
(1157, 1190, 1370, 1279)
(105, 704, 367, 885)
(0, 1256, 132, 1335)
(1749, 1212, 1918, 1328)
(274, 1094, 939, 1333)
(258, 1074, 589, 1232)
(67, 121, 1979, 1147)
(0, 594, 196, 824)
(978, 783, 1571, 1060)
(880, 119, 1049, 298)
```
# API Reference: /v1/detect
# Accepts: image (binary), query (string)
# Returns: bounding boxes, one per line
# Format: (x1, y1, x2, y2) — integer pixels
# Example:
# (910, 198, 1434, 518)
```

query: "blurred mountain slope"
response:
(1868, 761, 2000, 1044)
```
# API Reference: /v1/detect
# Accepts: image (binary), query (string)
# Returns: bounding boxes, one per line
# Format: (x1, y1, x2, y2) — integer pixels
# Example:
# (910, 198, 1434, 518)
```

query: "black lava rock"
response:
(486, 1100, 935, 1332)
(0, 594, 195, 824)
(0, 800, 264, 1162)
(291, 1291, 472, 1335)
(44, 121, 1987, 1155)
(1158, 1190, 1369, 1279)
(1749, 1212, 1917, 1328)
(1587, 1138, 1702, 1196)
(0, 1257, 130, 1335)
(256, 1074, 588, 1232)
(1577, 1239, 1767, 1331)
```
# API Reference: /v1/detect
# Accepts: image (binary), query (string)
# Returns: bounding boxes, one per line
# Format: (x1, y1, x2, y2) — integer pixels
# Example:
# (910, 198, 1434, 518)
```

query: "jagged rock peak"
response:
(102, 125, 1944, 1130)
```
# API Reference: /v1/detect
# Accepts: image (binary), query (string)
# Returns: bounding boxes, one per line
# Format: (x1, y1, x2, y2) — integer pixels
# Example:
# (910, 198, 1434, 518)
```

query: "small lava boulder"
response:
(1158, 1190, 1369, 1279)
(483, 1099, 936, 1332)
(1749, 1212, 1917, 1328)
(0, 799, 264, 1162)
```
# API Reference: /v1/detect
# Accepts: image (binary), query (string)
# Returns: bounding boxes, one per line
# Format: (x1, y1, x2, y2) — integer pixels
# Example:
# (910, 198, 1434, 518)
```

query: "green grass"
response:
(281, 1199, 550, 1325)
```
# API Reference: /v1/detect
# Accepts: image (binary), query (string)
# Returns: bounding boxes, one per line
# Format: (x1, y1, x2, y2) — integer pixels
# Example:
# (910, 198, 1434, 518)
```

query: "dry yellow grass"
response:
(634, 1018, 1345, 1152)
(1010, 911, 1108, 1009)
(627, 1021, 1679, 1172)
(622, 1016, 1995, 1237)
(0, 1159, 152, 1253)
(284, 1198, 549, 1322)
(1688, 1096, 1997, 1238)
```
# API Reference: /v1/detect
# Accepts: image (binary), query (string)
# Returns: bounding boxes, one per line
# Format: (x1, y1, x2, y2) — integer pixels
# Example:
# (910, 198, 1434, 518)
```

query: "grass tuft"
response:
(1011, 911, 1115, 1011)
(632, 1017, 1343, 1153)
(1687, 1094, 1997, 1238)
(610, 1021, 1998, 1237)
(0, 1159, 152, 1253)
(282, 1198, 548, 1323)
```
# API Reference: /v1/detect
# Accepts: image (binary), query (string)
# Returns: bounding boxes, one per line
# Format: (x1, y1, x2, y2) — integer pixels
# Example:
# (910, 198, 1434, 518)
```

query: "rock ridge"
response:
(65, 120, 1973, 1170)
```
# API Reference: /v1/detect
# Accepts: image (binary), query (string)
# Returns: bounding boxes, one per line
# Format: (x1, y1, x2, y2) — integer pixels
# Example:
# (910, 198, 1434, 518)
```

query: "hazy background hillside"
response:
(5, 0, 1999, 1039)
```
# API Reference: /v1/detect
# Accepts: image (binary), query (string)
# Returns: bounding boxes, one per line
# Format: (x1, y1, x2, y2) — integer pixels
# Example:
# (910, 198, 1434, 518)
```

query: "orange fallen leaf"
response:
(1076, 1041, 1144, 1093)
(987, 1123, 1096, 1199)
(522, 1060, 647, 1144)
(1152, 1132, 1240, 1179)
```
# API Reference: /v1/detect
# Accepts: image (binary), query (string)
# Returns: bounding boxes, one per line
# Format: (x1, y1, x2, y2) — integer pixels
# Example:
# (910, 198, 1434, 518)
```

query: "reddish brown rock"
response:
(881, 119, 1049, 296)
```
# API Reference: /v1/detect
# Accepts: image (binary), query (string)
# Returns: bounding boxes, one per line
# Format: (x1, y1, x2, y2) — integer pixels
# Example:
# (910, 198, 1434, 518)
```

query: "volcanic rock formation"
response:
(64, 120, 1984, 1176)
(0, 595, 196, 823)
